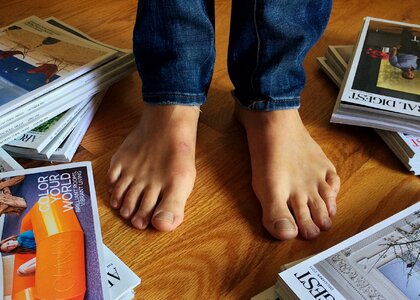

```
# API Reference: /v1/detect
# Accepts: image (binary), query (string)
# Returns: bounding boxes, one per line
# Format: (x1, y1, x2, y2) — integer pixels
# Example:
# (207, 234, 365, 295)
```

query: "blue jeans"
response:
(133, 0, 331, 111)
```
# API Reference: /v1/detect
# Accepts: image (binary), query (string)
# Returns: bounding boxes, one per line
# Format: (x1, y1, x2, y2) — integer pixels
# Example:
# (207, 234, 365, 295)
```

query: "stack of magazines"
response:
(0, 16, 136, 162)
(252, 202, 420, 300)
(316, 17, 420, 175)
(0, 154, 141, 299)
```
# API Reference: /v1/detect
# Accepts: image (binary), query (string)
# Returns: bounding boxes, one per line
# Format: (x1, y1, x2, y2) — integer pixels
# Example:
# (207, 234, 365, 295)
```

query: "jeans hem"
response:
(232, 90, 300, 111)
(143, 92, 206, 106)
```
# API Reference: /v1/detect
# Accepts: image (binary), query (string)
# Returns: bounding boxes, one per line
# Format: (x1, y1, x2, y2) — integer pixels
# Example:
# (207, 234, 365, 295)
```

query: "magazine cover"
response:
(337, 17, 420, 118)
(0, 162, 109, 299)
(278, 202, 420, 300)
(104, 245, 141, 300)
(6, 98, 89, 151)
(0, 16, 117, 116)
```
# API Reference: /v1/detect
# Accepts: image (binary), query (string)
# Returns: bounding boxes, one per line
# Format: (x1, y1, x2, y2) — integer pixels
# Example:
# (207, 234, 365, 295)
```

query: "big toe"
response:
(262, 201, 298, 240)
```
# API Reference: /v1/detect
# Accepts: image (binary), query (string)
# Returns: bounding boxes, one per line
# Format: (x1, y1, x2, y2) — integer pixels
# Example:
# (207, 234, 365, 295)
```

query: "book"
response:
(0, 162, 109, 299)
(318, 44, 420, 175)
(277, 202, 420, 299)
(331, 17, 420, 135)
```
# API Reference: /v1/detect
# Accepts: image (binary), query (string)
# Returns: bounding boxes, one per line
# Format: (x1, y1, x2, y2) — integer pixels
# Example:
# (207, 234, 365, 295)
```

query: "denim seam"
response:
(250, 0, 261, 95)
(143, 93, 206, 99)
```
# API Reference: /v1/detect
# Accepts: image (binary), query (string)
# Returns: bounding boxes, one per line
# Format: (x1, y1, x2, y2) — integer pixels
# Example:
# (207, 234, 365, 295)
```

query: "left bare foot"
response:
(235, 105, 340, 240)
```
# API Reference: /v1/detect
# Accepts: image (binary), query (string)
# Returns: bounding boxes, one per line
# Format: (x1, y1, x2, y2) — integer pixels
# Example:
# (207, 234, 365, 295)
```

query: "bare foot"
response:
(107, 105, 199, 231)
(235, 105, 340, 240)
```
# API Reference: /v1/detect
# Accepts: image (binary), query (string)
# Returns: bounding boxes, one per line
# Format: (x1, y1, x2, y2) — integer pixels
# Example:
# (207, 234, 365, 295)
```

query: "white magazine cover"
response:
(6, 98, 89, 151)
(323, 44, 420, 172)
(4, 90, 103, 162)
(0, 16, 117, 116)
(0, 148, 22, 171)
(0, 57, 134, 146)
(104, 245, 141, 300)
(279, 202, 420, 300)
(337, 17, 420, 118)
(0, 162, 110, 300)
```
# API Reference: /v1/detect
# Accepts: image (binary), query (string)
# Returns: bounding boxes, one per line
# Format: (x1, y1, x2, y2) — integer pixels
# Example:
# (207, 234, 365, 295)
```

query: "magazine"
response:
(319, 44, 420, 175)
(278, 202, 420, 300)
(331, 17, 420, 135)
(0, 162, 109, 299)
(0, 16, 117, 116)
(6, 99, 89, 151)
(0, 148, 22, 172)
(4, 88, 103, 162)
(6, 89, 105, 153)
(104, 244, 141, 300)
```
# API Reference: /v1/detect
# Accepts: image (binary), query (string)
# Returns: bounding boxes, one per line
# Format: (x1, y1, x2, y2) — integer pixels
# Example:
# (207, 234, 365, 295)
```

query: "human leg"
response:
(228, 0, 340, 240)
(108, 0, 215, 231)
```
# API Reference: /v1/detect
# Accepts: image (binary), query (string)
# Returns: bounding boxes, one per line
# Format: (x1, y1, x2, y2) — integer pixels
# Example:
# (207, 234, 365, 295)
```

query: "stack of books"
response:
(0, 16, 136, 162)
(317, 17, 420, 175)
(0, 157, 141, 299)
(253, 202, 420, 300)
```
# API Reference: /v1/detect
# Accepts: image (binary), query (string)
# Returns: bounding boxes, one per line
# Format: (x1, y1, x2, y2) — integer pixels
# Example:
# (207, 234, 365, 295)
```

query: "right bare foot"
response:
(107, 105, 199, 231)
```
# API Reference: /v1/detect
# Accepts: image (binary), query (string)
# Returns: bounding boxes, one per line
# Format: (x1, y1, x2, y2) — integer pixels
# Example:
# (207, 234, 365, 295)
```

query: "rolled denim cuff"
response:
(142, 92, 206, 106)
(232, 90, 300, 111)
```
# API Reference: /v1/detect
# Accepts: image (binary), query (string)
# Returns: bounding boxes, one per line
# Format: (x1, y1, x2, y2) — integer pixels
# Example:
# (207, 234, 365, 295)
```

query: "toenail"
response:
(329, 204, 337, 216)
(273, 219, 296, 231)
(154, 211, 174, 224)
(132, 216, 144, 229)
(111, 200, 118, 208)
(121, 208, 130, 218)
(323, 217, 332, 228)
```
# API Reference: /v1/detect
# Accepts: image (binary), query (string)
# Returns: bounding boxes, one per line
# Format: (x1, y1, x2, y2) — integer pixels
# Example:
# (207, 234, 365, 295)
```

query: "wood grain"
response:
(1, 1, 419, 299)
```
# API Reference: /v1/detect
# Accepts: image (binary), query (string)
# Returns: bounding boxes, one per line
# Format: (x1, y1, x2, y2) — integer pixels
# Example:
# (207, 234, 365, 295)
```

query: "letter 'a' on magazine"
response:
(332, 17, 420, 135)
(0, 162, 109, 300)
(278, 202, 420, 300)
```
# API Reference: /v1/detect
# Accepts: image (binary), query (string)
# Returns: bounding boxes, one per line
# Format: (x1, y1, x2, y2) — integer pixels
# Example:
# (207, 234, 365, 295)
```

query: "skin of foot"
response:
(235, 105, 341, 240)
(107, 105, 199, 232)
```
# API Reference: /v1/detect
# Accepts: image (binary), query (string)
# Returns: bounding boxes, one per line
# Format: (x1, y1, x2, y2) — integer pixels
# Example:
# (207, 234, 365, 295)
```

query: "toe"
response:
(326, 170, 341, 194)
(318, 181, 337, 217)
(290, 195, 321, 240)
(119, 182, 144, 219)
(261, 196, 298, 240)
(110, 176, 131, 211)
(131, 187, 161, 230)
(308, 195, 332, 231)
(151, 180, 192, 232)
(107, 158, 122, 189)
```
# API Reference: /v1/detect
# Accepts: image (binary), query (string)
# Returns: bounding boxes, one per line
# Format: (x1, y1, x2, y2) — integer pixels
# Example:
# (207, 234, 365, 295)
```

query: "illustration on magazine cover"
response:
(0, 16, 115, 108)
(0, 163, 107, 299)
(342, 18, 420, 116)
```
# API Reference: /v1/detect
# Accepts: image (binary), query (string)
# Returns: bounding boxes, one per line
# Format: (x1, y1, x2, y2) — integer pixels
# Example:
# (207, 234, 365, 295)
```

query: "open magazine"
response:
(278, 202, 420, 300)
(331, 17, 420, 135)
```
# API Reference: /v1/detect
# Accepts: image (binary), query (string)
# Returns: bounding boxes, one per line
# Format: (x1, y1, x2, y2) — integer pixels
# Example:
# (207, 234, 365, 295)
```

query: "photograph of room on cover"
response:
(352, 20, 420, 102)
(314, 209, 420, 300)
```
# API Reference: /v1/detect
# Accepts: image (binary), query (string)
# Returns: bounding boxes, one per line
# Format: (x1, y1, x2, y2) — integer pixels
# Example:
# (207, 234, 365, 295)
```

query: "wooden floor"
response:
(2, 0, 420, 299)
